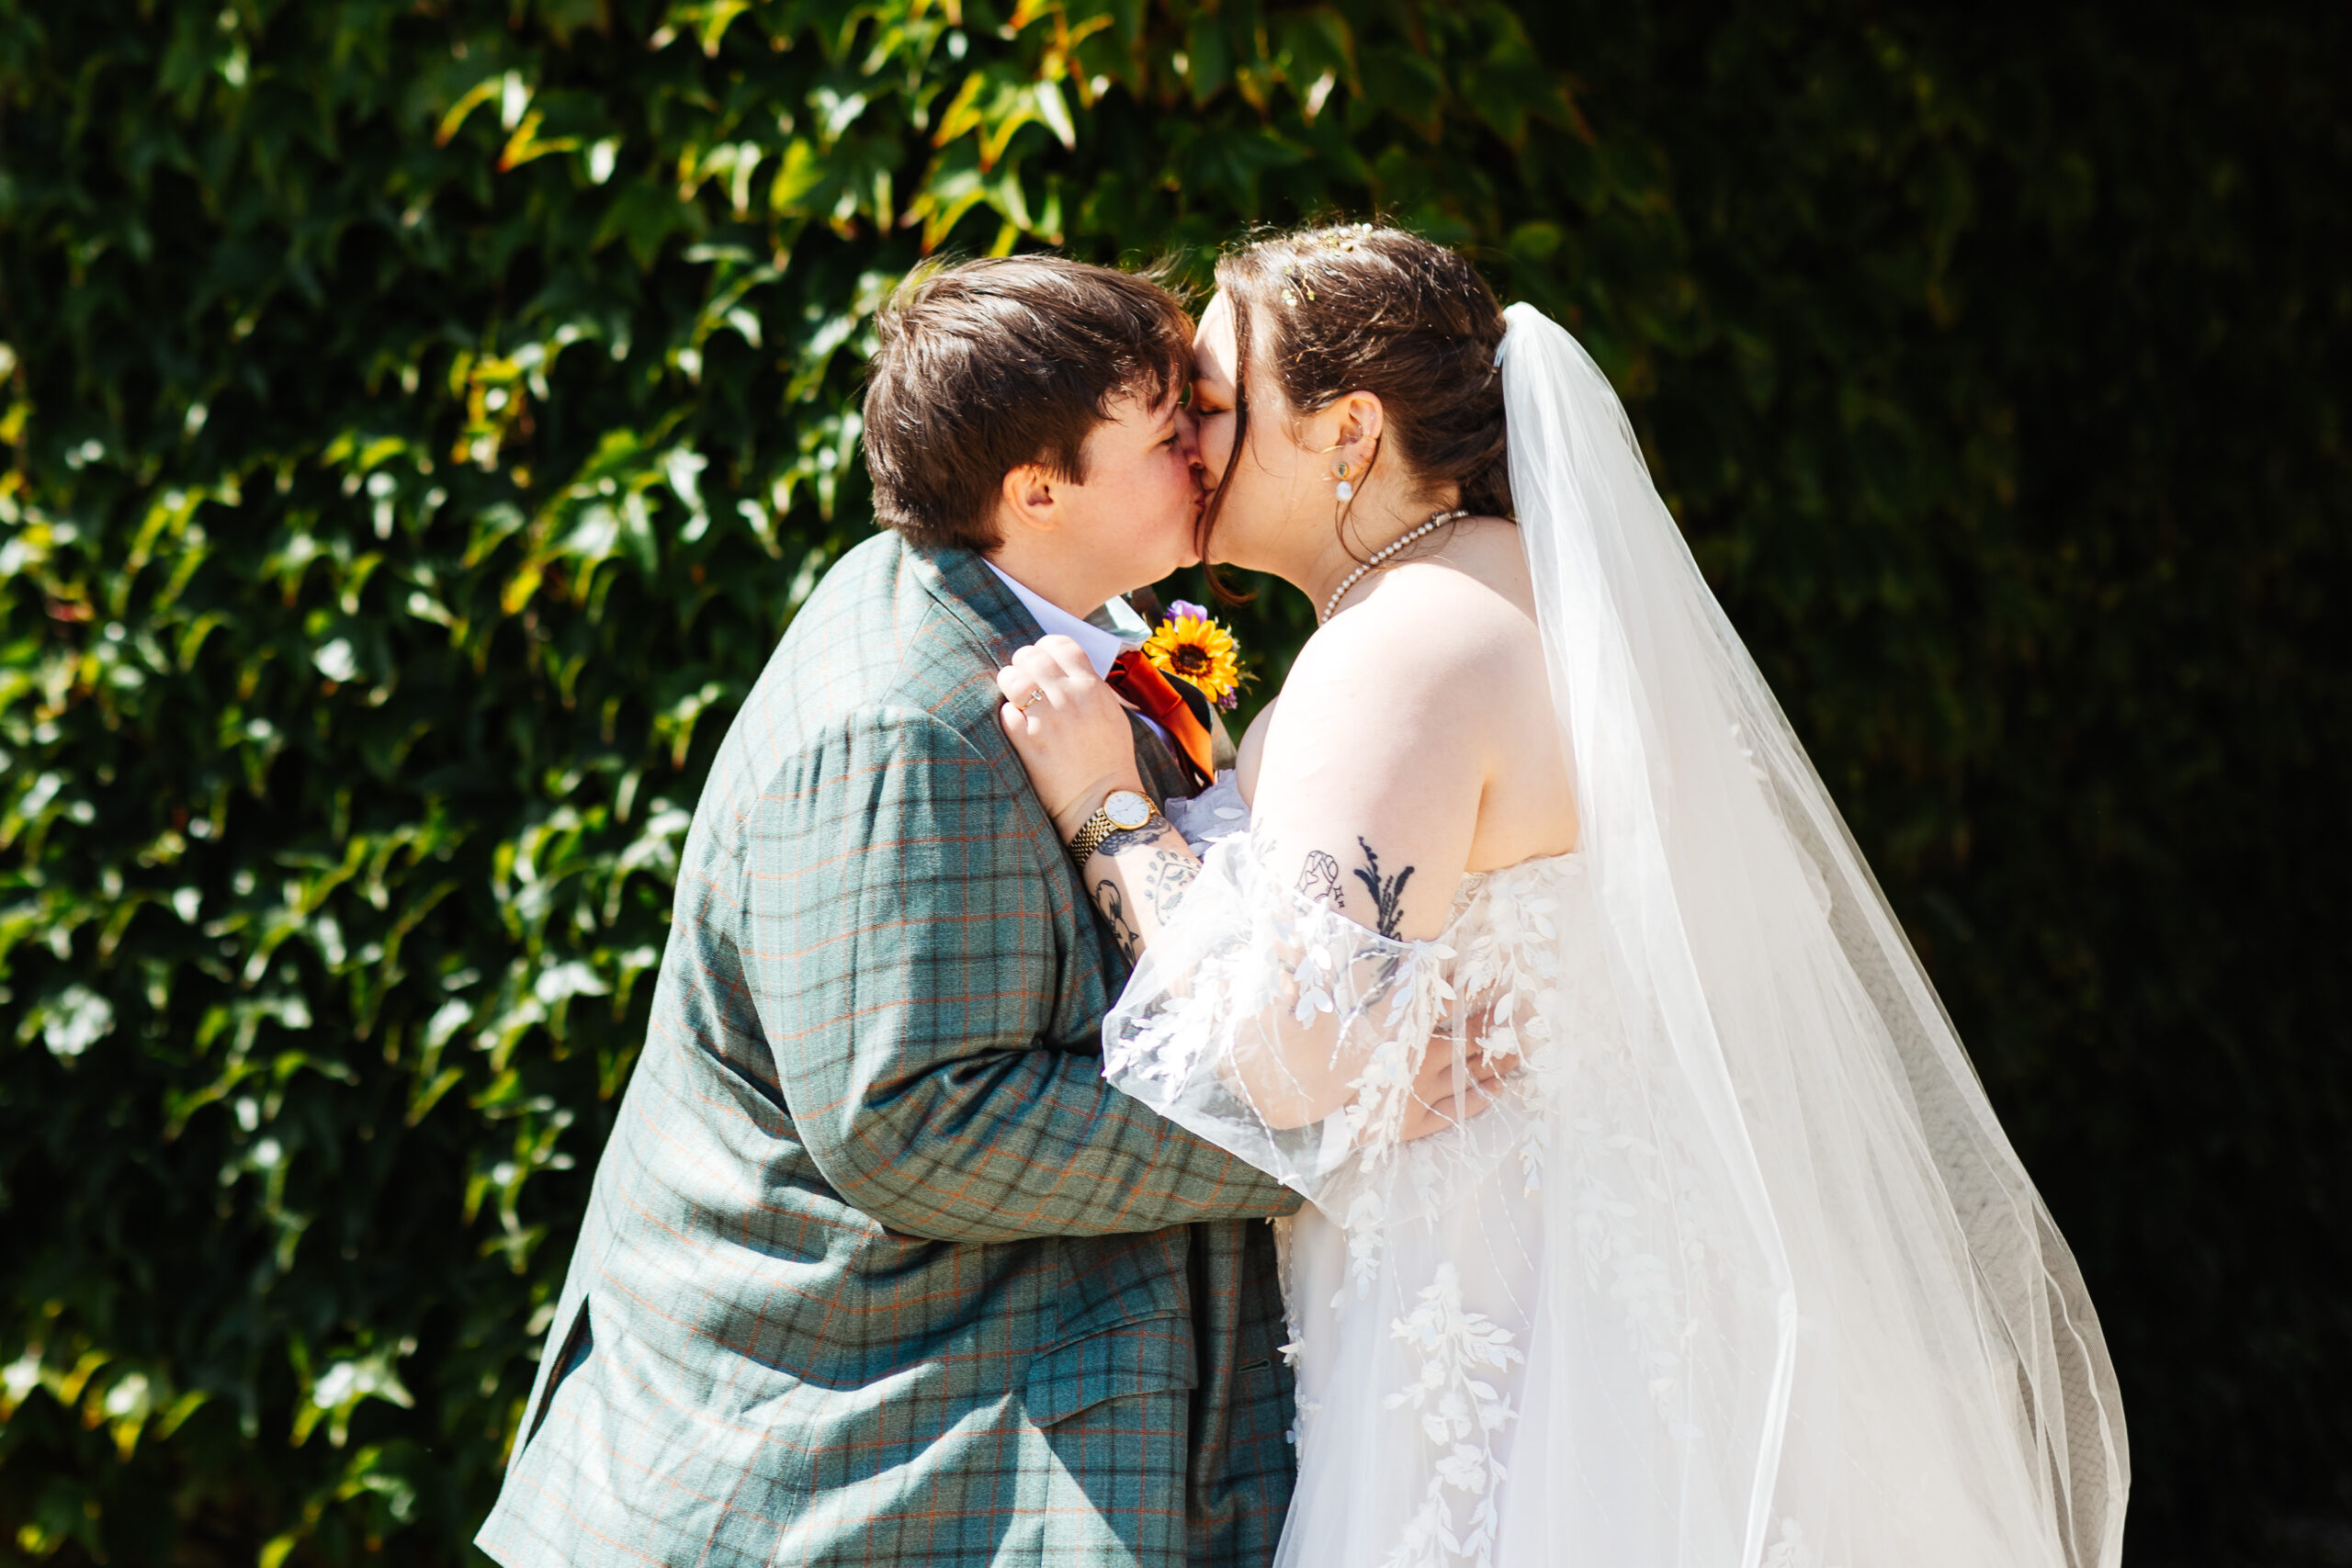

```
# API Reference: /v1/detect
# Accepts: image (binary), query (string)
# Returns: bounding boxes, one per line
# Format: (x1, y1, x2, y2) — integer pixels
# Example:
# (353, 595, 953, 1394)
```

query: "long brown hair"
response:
(1196, 223, 1512, 572)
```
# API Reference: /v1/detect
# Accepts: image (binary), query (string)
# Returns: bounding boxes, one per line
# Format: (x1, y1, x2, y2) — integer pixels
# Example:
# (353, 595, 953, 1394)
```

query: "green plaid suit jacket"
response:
(476, 534, 1302, 1568)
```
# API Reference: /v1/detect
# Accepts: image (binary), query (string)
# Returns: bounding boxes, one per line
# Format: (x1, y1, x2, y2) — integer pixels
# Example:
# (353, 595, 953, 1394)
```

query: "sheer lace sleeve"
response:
(1102, 826, 1459, 1211)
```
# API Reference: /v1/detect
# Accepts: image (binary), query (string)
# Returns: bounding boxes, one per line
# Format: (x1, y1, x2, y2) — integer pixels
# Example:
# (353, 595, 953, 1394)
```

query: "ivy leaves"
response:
(0, 0, 1644, 1557)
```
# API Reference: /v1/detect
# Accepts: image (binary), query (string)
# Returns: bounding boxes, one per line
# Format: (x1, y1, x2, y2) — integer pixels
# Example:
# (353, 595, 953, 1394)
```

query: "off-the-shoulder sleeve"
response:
(1102, 827, 1459, 1214)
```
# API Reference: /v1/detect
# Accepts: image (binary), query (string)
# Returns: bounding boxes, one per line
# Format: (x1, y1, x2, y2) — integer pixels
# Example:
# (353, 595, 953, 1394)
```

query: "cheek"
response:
(1199, 418, 1235, 481)
(1145, 446, 1193, 504)
(1238, 423, 1295, 497)
(1115, 450, 1192, 526)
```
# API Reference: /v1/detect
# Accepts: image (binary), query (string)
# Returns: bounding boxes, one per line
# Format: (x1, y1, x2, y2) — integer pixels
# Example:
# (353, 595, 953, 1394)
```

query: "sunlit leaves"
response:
(0, 0, 1662, 1559)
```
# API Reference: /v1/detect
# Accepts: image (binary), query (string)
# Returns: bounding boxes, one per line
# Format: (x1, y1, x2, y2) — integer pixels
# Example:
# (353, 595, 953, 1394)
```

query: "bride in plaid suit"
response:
(997, 227, 2128, 1568)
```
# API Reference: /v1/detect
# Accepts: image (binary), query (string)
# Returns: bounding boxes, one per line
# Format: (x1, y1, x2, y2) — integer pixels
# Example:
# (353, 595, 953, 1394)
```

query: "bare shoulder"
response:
(1290, 518, 1542, 712)
(1258, 518, 1574, 886)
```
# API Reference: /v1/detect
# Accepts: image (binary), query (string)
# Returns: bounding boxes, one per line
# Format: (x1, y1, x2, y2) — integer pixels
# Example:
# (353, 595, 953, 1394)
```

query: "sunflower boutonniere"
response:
(1141, 600, 1249, 712)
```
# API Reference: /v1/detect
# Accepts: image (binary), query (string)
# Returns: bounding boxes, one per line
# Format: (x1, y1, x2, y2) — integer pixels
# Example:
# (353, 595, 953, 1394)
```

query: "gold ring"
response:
(1018, 687, 1047, 711)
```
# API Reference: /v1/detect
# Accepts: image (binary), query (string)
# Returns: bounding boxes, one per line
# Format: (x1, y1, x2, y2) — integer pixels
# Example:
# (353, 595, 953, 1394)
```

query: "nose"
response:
(1176, 410, 1217, 503)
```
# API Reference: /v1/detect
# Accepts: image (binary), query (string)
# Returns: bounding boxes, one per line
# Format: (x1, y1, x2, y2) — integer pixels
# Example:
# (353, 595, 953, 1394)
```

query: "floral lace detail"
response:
(1759, 1517, 1839, 1568)
(1107, 837, 1754, 1560)
(1442, 867, 1566, 1196)
(1331, 942, 1455, 1175)
(1271, 1213, 1317, 1449)
(1546, 1031, 1746, 1437)
(1102, 827, 1487, 1236)
(1323, 861, 1570, 1299)
(1381, 1263, 1523, 1568)
(1338, 1190, 1388, 1301)
(1455, 862, 1755, 1441)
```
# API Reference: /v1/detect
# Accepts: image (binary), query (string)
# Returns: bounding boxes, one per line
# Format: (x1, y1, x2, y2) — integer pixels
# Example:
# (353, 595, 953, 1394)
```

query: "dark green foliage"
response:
(0, 0, 2343, 1562)
(0, 1, 1600, 1556)
(1511, 8, 2352, 1559)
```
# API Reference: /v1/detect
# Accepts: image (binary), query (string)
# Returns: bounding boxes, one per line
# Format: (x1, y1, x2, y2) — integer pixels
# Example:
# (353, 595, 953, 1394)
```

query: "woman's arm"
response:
(991, 637, 1208, 961)
(994, 636, 1505, 1136)
(1085, 821, 1204, 966)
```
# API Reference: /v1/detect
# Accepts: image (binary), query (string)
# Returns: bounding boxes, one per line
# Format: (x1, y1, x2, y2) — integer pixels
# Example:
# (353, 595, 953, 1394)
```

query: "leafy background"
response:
(0, 0, 2345, 1562)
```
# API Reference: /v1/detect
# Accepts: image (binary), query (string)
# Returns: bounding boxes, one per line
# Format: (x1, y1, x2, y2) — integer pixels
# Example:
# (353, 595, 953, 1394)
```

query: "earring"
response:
(1333, 457, 1355, 503)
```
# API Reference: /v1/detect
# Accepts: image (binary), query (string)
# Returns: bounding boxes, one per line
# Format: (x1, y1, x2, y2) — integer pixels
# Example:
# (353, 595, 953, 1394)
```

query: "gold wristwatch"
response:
(1068, 788, 1163, 868)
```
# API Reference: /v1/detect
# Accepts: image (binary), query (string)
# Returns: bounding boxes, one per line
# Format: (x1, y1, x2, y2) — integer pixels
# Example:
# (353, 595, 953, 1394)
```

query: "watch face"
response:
(1103, 790, 1153, 829)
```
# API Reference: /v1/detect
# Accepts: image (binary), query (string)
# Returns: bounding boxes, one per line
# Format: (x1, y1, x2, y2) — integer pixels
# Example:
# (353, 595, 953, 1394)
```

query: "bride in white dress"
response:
(993, 225, 2127, 1568)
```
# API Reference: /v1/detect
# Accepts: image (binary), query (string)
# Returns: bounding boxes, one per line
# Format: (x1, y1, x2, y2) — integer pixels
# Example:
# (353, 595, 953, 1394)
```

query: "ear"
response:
(997, 462, 1060, 538)
(1332, 390, 1385, 455)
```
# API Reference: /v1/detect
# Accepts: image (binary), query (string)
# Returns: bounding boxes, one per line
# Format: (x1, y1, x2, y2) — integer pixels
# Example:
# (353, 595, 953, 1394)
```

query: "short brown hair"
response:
(1202, 223, 1510, 560)
(863, 255, 1193, 552)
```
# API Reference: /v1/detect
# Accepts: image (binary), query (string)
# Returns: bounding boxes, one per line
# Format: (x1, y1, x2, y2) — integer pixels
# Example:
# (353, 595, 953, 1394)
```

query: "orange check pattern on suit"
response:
(475, 533, 1301, 1568)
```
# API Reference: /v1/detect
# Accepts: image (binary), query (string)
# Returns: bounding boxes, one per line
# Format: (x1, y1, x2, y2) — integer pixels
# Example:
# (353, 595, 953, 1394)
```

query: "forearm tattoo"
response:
(1091, 823, 1168, 861)
(1139, 850, 1200, 921)
(1092, 879, 1140, 963)
(1296, 851, 1344, 908)
(1351, 837, 1416, 940)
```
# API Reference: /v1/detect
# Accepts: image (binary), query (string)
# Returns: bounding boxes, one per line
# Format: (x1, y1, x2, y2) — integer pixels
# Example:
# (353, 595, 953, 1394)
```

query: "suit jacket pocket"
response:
(1027, 1229, 1196, 1427)
(1050, 1228, 1191, 1341)
(1026, 1313, 1197, 1427)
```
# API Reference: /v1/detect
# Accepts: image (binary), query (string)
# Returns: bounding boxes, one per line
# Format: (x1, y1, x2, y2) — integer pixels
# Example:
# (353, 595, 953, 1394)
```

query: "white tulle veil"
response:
(1495, 300, 2129, 1565)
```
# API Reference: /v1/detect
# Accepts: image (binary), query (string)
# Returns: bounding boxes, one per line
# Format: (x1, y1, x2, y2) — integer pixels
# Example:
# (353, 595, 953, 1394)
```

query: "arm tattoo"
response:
(1092, 879, 1140, 963)
(1139, 850, 1200, 921)
(1351, 837, 1416, 940)
(1090, 824, 1167, 861)
(1296, 851, 1344, 908)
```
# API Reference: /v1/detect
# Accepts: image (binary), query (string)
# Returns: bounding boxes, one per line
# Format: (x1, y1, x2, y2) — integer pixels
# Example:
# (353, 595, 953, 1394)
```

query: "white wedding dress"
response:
(1106, 307, 2128, 1568)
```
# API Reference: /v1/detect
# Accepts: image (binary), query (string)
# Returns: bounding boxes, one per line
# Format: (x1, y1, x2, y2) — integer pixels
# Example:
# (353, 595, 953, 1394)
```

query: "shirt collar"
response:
(984, 560, 1138, 678)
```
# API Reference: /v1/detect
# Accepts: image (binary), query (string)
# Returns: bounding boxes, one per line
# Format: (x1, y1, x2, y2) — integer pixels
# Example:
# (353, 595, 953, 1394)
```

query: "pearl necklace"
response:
(1318, 508, 1470, 625)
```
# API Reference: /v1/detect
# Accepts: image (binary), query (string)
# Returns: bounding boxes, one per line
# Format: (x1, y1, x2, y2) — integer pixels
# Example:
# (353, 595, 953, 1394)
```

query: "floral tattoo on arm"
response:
(1351, 838, 1416, 939)
(1139, 850, 1200, 922)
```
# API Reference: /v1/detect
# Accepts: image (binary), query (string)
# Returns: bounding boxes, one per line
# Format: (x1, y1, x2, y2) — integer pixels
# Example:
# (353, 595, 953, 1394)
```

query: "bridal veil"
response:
(1106, 301, 2127, 1566)
(1493, 300, 2127, 1563)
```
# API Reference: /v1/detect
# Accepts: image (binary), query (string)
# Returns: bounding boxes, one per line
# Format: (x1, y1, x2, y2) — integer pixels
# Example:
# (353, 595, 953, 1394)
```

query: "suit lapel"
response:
(914, 545, 1198, 804)
(913, 543, 1042, 667)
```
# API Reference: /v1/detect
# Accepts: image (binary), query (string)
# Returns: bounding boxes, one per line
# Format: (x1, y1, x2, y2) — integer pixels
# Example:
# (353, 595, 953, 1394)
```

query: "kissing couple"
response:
(478, 227, 2128, 1568)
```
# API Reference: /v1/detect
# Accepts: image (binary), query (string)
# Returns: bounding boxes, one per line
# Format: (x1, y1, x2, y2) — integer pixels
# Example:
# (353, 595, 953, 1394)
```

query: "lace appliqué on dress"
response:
(1106, 836, 1721, 1568)
(1382, 1263, 1523, 1568)
(1759, 1517, 1841, 1568)
(1102, 827, 1466, 1223)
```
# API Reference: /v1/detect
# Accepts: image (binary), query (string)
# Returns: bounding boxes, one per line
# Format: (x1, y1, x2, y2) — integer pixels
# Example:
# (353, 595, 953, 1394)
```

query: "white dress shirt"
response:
(985, 559, 1169, 743)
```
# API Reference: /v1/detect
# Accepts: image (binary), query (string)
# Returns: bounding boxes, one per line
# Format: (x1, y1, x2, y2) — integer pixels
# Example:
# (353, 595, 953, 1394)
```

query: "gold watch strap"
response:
(1069, 800, 1163, 867)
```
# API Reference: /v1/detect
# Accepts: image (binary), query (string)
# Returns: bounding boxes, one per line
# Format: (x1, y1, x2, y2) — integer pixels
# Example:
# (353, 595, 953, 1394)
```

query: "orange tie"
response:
(1107, 649, 1216, 789)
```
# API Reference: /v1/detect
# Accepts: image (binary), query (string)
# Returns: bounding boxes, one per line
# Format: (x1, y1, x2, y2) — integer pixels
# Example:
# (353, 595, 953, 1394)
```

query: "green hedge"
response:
(0, 0, 2344, 1562)
(1525, 10, 2352, 1559)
